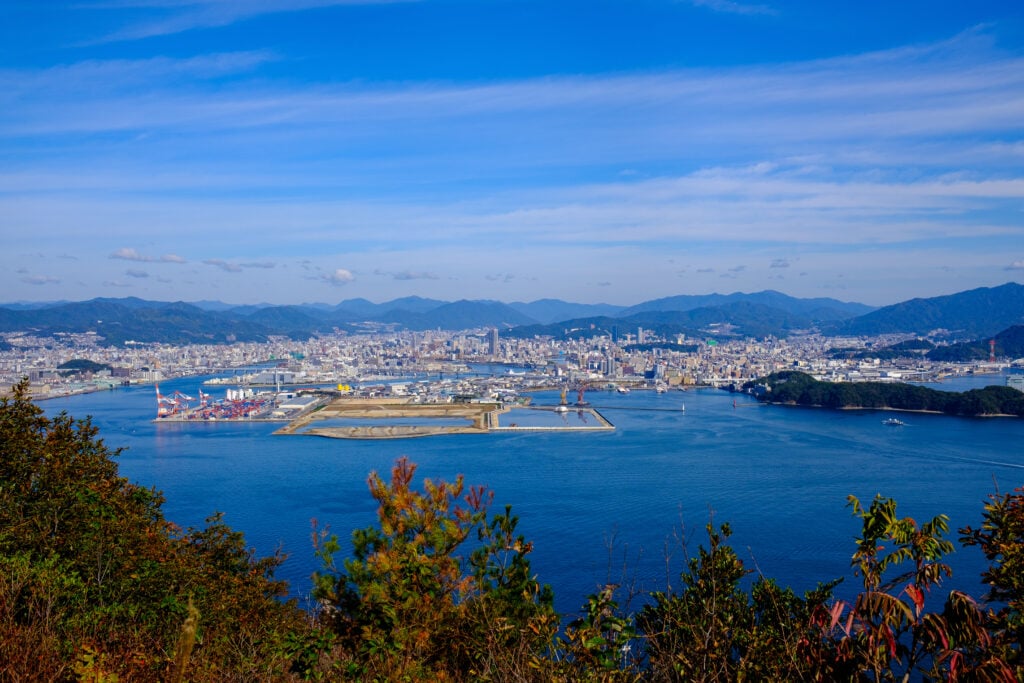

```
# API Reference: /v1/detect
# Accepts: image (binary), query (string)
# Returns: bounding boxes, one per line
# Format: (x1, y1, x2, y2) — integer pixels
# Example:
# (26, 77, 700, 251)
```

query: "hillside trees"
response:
(0, 379, 309, 681)
(311, 456, 558, 680)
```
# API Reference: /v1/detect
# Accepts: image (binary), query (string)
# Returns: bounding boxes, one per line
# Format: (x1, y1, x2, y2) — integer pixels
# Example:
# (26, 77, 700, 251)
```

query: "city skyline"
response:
(3, 1, 1024, 307)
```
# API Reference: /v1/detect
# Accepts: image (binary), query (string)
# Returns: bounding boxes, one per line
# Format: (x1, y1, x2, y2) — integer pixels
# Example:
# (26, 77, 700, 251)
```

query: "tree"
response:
(0, 379, 308, 681)
(312, 456, 556, 681)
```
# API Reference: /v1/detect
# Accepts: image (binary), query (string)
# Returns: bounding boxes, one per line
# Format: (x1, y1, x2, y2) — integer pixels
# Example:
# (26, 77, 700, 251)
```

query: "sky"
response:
(2, 1, 1024, 307)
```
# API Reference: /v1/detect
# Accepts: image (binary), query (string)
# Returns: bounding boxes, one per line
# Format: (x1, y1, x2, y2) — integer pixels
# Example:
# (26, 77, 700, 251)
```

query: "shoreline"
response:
(758, 400, 1018, 419)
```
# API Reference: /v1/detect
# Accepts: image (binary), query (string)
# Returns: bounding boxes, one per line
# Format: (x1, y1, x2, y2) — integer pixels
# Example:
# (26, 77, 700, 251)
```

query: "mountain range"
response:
(1, 283, 1021, 348)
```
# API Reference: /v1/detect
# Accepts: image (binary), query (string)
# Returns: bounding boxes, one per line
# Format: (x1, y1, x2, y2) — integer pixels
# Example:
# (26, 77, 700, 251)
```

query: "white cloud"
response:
(322, 268, 355, 285)
(1006, 260, 1024, 271)
(84, 0, 420, 43)
(110, 247, 151, 261)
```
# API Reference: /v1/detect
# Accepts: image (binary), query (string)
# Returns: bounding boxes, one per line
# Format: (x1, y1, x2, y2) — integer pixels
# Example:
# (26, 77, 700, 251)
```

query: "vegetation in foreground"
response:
(1, 378, 1021, 681)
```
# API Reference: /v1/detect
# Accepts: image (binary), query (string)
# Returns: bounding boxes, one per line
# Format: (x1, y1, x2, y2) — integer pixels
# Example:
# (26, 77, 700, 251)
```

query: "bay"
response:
(41, 375, 1024, 616)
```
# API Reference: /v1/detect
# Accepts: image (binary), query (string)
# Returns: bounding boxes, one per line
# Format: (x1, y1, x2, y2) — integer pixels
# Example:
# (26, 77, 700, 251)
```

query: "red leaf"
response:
(905, 583, 925, 613)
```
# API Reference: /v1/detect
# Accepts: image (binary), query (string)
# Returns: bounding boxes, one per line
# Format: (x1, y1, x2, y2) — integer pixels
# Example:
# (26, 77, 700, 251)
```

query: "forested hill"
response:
(743, 371, 1024, 417)
(927, 325, 1024, 362)
(830, 282, 1024, 338)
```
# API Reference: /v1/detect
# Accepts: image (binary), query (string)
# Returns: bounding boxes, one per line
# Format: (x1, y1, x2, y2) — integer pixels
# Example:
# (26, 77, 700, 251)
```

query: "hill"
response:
(743, 370, 1024, 417)
(622, 290, 873, 321)
(380, 300, 538, 330)
(5, 284, 1023, 344)
(833, 283, 1024, 338)
(506, 299, 627, 324)
(506, 302, 815, 340)
(0, 300, 274, 345)
(927, 325, 1024, 362)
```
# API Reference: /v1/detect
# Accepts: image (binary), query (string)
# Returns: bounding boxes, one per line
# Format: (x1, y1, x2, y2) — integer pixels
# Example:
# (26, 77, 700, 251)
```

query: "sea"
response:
(40, 370, 1024, 616)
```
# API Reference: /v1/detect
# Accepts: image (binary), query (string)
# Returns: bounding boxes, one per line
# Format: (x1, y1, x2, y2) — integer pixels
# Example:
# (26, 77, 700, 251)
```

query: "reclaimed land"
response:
(276, 398, 498, 439)
(276, 397, 614, 439)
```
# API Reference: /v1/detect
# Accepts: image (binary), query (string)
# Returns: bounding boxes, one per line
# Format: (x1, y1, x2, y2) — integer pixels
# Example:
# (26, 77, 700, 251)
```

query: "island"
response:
(742, 371, 1024, 417)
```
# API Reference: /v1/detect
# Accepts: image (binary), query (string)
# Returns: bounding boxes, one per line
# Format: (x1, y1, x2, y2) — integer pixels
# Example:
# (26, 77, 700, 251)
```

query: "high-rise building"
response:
(489, 328, 499, 356)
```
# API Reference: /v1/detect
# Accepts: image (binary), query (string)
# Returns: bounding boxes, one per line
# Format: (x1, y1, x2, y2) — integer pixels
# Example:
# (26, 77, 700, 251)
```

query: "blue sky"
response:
(3, 1, 1023, 307)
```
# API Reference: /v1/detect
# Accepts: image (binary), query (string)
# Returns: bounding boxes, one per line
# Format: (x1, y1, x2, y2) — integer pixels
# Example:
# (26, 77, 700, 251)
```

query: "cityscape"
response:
(4, 308, 1019, 406)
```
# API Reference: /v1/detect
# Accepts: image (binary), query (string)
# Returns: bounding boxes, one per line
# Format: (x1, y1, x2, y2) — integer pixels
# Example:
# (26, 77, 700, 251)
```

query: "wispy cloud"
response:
(202, 258, 242, 272)
(110, 248, 187, 263)
(82, 0, 420, 43)
(3, 28, 1023, 305)
(1006, 260, 1024, 271)
(683, 0, 775, 17)
(21, 274, 61, 285)
(390, 270, 439, 281)
(125, 268, 149, 278)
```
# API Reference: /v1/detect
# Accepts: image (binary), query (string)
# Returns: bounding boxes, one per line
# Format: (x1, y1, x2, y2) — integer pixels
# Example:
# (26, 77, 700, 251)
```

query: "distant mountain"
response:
(507, 299, 627, 325)
(0, 301, 72, 310)
(629, 302, 815, 338)
(336, 296, 447, 318)
(834, 283, 1024, 338)
(0, 300, 273, 345)
(191, 299, 264, 312)
(622, 290, 874, 321)
(380, 300, 537, 331)
(6, 285, 1020, 345)
(506, 302, 813, 340)
(240, 305, 334, 337)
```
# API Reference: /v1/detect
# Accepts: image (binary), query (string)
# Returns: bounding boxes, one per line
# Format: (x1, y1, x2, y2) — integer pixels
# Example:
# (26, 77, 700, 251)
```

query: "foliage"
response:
(311, 456, 557, 681)
(638, 523, 842, 681)
(0, 378, 309, 681)
(960, 487, 1024, 680)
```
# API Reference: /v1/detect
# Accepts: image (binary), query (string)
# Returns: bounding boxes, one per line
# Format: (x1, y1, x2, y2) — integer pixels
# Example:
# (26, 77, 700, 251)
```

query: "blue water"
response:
(41, 377, 1024, 617)
(500, 407, 606, 428)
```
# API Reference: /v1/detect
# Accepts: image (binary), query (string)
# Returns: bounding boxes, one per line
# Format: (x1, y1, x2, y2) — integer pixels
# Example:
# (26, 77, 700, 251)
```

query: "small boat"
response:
(616, 386, 630, 394)
(882, 417, 905, 426)
(680, 403, 686, 412)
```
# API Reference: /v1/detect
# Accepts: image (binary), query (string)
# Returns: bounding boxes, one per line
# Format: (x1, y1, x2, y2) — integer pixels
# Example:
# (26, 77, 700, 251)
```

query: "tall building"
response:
(489, 328, 499, 356)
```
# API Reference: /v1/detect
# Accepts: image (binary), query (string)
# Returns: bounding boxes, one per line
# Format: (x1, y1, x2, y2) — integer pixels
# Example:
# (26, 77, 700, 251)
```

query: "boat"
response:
(882, 417, 905, 426)
(681, 402, 686, 412)
(616, 386, 630, 394)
